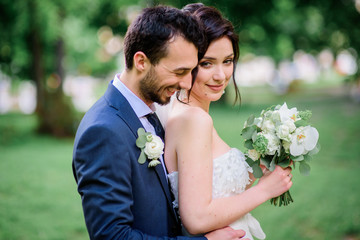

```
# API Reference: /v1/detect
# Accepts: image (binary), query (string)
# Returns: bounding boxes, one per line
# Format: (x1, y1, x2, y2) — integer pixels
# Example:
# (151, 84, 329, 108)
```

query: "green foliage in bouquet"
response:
(241, 103, 320, 206)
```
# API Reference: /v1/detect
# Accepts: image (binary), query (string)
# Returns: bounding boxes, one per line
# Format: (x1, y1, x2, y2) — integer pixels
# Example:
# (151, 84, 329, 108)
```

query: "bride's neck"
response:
(188, 95, 210, 113)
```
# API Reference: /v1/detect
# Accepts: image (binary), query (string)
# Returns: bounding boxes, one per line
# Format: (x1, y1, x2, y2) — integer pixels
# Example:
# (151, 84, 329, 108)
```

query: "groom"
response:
(72, 5, 246, 240)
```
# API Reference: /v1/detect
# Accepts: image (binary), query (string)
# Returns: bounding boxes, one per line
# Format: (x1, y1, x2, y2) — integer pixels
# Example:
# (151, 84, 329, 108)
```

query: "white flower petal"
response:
(290, 141, 305, 156)
(303, 127, 319, 151)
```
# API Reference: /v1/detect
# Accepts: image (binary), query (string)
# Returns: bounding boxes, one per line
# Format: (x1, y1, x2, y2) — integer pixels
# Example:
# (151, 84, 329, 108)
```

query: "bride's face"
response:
(191, 36, 234, 103)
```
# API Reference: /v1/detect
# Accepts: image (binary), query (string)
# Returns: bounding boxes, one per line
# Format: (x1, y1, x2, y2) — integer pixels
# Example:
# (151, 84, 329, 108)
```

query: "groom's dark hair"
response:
(123, 6, 205, 69)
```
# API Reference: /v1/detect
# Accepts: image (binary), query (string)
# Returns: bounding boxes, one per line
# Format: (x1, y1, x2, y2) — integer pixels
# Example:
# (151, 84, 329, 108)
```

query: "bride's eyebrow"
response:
(202, 53, 234, 60)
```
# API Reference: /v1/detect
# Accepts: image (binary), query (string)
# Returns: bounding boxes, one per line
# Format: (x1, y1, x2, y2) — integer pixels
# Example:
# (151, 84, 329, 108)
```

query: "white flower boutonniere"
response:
(136, 128, 164, 168)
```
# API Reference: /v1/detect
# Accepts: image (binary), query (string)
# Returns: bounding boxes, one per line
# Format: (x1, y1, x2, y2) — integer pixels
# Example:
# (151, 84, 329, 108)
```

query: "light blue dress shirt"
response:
(113, 74, 167, 175)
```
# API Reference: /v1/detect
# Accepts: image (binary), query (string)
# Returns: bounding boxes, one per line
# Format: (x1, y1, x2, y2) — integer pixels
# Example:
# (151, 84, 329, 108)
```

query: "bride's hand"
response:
(205, 226, 249, 240)
(256, 165, 293, 199)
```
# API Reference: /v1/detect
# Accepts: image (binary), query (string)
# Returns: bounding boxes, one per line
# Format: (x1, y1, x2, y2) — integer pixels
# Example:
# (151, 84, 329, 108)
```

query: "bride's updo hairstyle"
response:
(181, 3, 241, 105)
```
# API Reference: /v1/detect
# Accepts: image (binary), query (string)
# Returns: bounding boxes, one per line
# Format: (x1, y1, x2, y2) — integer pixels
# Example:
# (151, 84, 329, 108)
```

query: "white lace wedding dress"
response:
(167, 148, 266, 240)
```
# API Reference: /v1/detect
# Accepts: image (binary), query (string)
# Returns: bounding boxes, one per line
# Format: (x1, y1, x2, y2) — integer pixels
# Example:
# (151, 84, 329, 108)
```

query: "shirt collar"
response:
(113, 74, 155, 118)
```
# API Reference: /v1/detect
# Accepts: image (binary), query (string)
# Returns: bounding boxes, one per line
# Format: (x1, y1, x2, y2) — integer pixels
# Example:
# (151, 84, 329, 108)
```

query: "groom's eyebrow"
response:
(173, 67, 192, 71)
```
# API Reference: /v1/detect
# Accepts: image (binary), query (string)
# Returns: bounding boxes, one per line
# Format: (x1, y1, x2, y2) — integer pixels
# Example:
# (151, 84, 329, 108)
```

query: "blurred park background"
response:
(1, 0, 360, 239)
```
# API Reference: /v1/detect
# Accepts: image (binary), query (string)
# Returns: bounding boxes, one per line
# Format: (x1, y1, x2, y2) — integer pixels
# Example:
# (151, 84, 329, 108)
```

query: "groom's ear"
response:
(133, 51, 150, 72)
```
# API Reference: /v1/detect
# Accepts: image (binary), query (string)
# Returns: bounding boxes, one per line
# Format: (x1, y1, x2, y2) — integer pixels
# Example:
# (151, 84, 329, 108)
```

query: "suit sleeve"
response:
(73, 124, 206, 240)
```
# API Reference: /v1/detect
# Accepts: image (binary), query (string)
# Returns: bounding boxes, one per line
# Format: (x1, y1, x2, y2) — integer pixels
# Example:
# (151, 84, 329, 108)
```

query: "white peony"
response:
(290, 126, 319, 156)
(262, 119, 276, 133)
(270, 110, 281, 123)
(144, 135, 164, 160)
(263, 132, 280, 155)
(276, 119, 296, 141)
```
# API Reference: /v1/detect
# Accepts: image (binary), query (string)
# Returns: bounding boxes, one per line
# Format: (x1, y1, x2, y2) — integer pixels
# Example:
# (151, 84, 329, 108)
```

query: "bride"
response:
(160, 4, 293, 240)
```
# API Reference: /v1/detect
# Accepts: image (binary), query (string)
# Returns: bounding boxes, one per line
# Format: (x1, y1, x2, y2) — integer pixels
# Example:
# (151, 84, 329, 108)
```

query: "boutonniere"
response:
(136, 128, 164, 168)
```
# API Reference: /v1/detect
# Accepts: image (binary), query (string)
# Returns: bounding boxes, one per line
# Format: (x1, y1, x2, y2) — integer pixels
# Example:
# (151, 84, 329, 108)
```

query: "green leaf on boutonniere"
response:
(138, 150, 147, 164)
(148, 159, 161, 168)
(136, 128, 147, 148)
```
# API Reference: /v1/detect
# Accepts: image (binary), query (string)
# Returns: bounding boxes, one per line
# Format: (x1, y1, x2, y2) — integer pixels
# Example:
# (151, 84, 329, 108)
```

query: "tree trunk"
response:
(28, 1, 77, 137)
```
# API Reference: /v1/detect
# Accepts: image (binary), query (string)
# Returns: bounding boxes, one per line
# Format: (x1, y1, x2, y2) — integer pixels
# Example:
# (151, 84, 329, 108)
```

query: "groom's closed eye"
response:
(174, 69, 191, 76)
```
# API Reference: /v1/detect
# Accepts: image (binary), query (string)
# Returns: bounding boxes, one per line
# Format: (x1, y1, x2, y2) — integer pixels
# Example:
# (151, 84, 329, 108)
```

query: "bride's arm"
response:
(175, 108, 292, 235)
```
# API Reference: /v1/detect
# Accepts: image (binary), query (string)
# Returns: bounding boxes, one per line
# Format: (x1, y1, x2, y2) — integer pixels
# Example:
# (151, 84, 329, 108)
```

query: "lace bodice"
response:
(167, 148, 266, 240)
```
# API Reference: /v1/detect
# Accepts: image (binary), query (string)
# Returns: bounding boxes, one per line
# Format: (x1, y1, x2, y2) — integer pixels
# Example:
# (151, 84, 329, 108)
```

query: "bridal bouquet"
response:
(241, 103, 320, 206)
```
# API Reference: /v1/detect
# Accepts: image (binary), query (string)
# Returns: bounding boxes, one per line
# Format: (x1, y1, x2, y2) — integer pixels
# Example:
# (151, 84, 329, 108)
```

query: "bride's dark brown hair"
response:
(179, 3, 241, 105)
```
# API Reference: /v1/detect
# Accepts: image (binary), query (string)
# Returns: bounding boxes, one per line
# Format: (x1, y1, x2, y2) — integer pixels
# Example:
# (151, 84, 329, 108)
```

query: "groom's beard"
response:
(139, 66, 178, 105)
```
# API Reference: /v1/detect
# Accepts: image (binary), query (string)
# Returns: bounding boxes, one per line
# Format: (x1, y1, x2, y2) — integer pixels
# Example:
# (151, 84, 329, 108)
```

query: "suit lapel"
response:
(104, 82, 179, 223)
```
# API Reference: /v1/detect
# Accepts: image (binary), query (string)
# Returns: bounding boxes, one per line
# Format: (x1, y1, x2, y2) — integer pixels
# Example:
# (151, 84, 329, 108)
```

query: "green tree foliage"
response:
(165, 0, 360, 63)
(0, 0, 140, 136)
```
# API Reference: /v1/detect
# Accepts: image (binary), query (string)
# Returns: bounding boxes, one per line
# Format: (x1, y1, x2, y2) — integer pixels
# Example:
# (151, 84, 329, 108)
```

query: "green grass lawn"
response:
(1, 85, 359, 240)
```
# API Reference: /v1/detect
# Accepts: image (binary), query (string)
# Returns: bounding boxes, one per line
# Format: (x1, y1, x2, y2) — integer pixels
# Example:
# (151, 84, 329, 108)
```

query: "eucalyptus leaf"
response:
(245, 158, 255, 167)
(252, 130, 258, 142)
(278, 157, 291, 167)
(137, 128, 146, 136)
(269, 157, 276, 171)
(136, 135, 147, 148)
(308, 143, 321, 156)
(252, 164, 263, 178)
(303, 154, 312, 162)
(137, 150, 147, 164)
(244, 140, 254, 150)
(241, 126, 256, 140)
(291, 155, 304, 162)
(295, 119, 308, 127)
(261, 157, 271, 169)
(299, 161, 311, 176)
(246, 114, 255, 125)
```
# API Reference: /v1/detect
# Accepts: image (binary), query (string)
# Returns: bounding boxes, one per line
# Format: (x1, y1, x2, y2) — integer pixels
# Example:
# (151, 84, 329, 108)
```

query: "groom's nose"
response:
(179, 72, 192, 90)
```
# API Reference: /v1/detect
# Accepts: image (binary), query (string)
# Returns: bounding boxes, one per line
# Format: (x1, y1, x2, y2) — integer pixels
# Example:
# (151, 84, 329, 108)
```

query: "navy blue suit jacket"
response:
(73, 82, 206, 240)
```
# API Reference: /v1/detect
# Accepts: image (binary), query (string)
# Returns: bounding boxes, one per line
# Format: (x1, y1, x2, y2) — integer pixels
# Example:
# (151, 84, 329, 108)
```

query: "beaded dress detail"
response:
(167, 148, 266, 240)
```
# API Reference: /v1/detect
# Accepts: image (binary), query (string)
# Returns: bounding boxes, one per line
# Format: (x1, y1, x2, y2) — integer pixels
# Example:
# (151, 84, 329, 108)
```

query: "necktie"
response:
(146, 113, 165, 141)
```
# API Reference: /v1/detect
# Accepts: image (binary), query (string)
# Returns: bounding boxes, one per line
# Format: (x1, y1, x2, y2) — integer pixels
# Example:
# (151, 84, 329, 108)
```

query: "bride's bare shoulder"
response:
(166, 105, 212, 131)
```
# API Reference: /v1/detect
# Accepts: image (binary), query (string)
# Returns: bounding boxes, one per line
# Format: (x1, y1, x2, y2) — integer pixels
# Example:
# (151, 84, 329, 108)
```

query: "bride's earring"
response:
(179, 89, 188, 101)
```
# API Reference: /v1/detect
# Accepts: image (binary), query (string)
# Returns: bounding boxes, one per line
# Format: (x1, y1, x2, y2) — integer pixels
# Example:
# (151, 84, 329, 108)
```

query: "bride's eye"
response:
(199, 61, 212, 68)
(224, 58, 234, 65)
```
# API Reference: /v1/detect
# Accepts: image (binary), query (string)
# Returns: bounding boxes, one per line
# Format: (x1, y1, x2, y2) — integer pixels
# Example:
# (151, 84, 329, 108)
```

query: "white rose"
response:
(276, 124, 291, 141)
(283, 119, 296, 133)
(264, 132, 280, 155)
(276, 120, 295, 141)
(262, 119, 276, 133)
(271, 110, 281, 123)
(144, 135, 164, 159)
(248, 149, 261, 161)
(289, 126, 319, 156)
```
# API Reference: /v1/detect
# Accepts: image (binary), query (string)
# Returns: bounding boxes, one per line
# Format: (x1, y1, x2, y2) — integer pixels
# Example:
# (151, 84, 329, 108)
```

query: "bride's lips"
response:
(207, 84, 224, 92)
